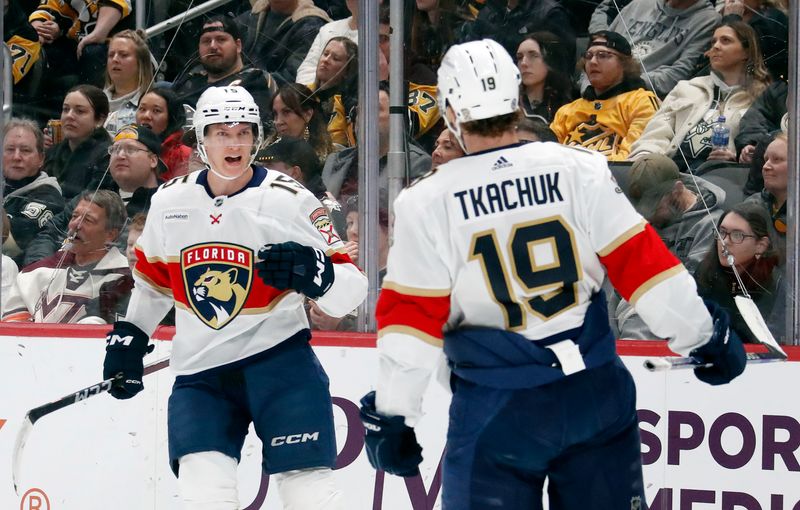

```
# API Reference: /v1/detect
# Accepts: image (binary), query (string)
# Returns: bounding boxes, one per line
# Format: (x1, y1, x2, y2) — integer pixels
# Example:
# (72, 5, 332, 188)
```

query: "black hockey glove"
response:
(103, 321, 154, 400)
(257, 241, 334, 299)
(690, 301, 746, 386)
(359, 391, 423, 477)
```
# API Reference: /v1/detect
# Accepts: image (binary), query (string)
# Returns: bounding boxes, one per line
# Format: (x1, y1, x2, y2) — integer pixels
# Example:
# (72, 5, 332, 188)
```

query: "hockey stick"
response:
(643, 294, 788, 372)
(11, 356, 170, 494)
(643, 349, 787, 372)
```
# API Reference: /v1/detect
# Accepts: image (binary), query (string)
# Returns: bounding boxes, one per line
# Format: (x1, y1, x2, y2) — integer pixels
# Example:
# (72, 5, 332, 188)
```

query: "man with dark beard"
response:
(172, 15, 278, 131)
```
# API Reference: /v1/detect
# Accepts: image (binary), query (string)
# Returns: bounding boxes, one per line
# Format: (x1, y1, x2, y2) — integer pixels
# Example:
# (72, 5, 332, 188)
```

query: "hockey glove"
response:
(103, 321, 154, 399)
(359, 391, 423, 477)
(690, 301, 746, 386)
(257, 241, 334, 299)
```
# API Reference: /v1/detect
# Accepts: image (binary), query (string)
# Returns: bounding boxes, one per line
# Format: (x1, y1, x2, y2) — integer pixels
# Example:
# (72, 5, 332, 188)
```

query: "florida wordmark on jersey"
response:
(125, 166, 366, 376)
(375, 141, 713, 421)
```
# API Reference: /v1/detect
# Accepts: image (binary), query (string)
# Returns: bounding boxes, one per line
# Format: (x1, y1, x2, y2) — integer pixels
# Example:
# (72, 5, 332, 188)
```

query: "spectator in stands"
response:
(108, 210, 146, 322)
(29, 0, 134, 87)
(516, 116, 558, 142)
(627, 153, 725, 274)
(588, 0, 720, 97)
(628, 20, 770, 170)
(376, 7, 443, 151)
(745, 132, 786, 256)
(295, 0, 359, 85)
(696, 201, 782, 343)
(268, 83, 336, 162)
(125, 212, 146, 271)
(136, 87, 191, 180)
(4, 0, 42, 121)
(458, 0, 576, 71)
(2, 189, 129, 324)
(613, 153, 726, 339)
(310, 36, 359, 147)
(322, 85, 432, 201)
(43, 84, 114, 202)
(735, 79, 786, 164)
(308, 194, 389, 331)
(236, 0, 331, 86)
(1, 209, 20, 317)
(255, 136, 345, 235)
(24, 124, 162, 266)
(172, 15, 278, 129)
(104, 30, 156, 136)
(516, 31, 575, 124)
(720, 0, 787, 81)
(551, 31, 659, 161)
(2, 119, 65, 267)
(431, 127, 465, 169)
(409, 0, 472, 78)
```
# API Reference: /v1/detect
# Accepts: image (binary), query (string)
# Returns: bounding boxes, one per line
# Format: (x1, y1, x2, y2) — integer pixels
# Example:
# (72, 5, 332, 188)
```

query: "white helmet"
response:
(193, 85, 263, 170)
(437, 39, 521, 152)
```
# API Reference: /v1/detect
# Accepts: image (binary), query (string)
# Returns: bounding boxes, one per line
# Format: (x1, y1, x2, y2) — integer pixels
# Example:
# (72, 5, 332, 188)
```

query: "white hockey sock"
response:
(273, 467, 344, 510)
(178, 451, 239, 510)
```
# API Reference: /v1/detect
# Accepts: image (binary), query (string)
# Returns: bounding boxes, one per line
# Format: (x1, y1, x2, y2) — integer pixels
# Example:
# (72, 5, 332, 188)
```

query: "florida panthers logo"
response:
(181, 243, 253, 329)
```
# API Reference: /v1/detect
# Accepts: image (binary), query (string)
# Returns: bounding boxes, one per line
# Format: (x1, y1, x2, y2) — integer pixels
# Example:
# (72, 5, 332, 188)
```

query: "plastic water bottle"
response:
(711, 115, 730, 151)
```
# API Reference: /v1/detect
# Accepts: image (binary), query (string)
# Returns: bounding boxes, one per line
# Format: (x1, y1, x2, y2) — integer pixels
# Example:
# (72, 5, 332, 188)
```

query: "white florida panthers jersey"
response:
(124, 166, 367, 375)
(374, 141, 713, 423)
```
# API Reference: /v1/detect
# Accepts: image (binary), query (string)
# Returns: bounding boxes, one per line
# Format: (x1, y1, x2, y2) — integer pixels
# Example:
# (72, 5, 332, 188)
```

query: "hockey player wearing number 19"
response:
(102, 85, 367, 509)
(359, 39, 748, 510)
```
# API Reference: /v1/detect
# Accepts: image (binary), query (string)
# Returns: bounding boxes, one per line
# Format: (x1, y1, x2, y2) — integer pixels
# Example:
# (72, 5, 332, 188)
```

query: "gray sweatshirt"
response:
(589, 0, 720, 97)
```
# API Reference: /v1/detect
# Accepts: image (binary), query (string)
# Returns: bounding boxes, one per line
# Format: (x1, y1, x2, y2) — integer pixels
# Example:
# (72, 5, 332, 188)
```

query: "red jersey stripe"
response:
(330, 251, 356, 266)
(376, 288, 451, 340)
(134, 248, 171, 290)
(599, 222, 682, 302)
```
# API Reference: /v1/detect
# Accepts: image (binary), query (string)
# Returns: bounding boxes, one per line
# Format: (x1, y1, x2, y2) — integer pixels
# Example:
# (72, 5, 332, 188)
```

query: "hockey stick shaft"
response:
(26, 356, 170, 424)
(644, 350, 786, 372)
(12, 356, 170, 493)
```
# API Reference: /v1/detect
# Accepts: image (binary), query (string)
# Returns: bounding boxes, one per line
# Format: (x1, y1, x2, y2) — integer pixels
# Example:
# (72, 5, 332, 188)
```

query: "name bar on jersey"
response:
(453, 172, 564, 220)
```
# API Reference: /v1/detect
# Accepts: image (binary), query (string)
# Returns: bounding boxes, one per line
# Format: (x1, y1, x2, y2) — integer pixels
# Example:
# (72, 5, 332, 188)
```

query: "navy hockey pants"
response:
(442, 357, 646, 510)
(167, 331, 337, 476)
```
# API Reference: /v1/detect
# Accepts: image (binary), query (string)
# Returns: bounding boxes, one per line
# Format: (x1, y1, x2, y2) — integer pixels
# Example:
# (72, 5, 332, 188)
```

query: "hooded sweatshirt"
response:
(602, 0, 720, 97)
(614, 175, 725, 340)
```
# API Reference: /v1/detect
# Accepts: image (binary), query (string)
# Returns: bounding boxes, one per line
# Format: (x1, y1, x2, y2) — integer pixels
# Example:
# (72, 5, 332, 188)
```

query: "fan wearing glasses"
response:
(550, 31, 659, 161)
(696, 202, 783, 343)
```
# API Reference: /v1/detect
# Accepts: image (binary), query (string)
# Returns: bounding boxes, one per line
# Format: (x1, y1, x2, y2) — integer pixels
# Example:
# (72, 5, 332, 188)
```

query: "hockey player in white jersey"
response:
(102, 86, 367, 509)
(359, 40, 747, 509)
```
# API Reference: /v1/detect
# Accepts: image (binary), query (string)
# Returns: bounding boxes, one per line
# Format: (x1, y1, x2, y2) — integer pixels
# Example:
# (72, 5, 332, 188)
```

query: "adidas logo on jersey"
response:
(491, 156, 512, 171)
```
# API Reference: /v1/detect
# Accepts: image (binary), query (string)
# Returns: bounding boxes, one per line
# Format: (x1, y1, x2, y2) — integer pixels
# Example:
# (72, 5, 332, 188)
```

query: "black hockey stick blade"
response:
(643, 349, 787, 372)
(12, 356, 170, 494)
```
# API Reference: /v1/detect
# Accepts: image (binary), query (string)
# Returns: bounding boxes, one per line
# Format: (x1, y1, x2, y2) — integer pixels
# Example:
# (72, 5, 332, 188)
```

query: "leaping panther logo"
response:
(181, 243, 253, 329)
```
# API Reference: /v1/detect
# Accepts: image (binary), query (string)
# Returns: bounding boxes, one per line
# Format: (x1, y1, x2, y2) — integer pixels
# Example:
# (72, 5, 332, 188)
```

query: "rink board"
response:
(1, 325, 799, 510)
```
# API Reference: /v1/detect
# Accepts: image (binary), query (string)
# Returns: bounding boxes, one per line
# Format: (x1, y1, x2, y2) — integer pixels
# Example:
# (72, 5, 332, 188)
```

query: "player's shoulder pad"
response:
(157, 170, 201, 192)
(558, 144, 597, 156)
(261, 168, 315, 197)
(407, 166, 440, 189)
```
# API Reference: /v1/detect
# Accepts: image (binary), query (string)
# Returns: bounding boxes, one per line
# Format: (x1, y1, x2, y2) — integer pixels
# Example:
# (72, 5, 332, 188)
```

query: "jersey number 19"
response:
(468, 216, 581, 329)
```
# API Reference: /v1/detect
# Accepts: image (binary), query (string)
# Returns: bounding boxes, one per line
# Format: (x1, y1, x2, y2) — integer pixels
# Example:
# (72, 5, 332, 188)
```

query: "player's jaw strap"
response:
(443, 292, 616, 389)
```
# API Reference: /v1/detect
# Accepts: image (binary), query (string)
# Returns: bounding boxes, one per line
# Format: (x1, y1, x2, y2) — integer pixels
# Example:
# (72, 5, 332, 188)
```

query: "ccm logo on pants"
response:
(271, 432, 320, 447)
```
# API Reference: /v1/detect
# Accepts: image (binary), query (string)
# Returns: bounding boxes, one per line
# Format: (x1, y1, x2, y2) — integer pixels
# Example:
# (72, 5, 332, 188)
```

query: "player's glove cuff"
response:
(690, 301, 746, 386)
(103, 321, 153, 399)
(257, 241, 334, 299)
(359, 391, 422, 477)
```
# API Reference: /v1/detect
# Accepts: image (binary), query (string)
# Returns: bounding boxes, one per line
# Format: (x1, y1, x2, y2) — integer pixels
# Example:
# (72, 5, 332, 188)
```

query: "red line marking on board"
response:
(1, 324, 797, 360)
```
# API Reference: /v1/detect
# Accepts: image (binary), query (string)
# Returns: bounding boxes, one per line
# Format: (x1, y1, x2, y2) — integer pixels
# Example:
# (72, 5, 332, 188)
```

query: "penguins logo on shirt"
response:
(181, 243, 253, 329)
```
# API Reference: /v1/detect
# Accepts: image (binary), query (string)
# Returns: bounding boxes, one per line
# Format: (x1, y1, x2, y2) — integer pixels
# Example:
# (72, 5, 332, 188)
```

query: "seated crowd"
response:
(1, 0, 791, 342)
